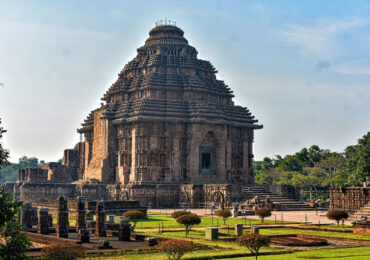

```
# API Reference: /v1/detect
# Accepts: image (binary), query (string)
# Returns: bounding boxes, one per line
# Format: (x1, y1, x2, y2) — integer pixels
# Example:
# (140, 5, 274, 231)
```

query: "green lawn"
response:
(72, 212, 370, 260)
(86, 247, 370, 260)
(259, 227, 370, 240)
(121, 212, 295, 229)
(220, 246, 370, 260)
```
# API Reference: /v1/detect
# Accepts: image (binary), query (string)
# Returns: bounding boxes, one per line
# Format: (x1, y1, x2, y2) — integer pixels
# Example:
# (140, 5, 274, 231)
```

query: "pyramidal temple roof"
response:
(78, 24, 262, 133)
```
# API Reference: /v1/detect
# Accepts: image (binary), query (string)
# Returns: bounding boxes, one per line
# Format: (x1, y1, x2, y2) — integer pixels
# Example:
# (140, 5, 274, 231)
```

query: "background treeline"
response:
(254, 132, 369, 200)
(0, 156, 45, 183)
(1, 132, 369, 197)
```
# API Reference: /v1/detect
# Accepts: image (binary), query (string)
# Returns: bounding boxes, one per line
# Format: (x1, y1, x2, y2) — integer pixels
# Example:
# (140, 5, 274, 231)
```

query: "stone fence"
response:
(34, 199, 147, 219)
(330, 187, 370, 213)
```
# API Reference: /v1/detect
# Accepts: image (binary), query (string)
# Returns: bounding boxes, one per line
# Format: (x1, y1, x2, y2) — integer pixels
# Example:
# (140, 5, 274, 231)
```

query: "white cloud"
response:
(331, 59, 370, 75)
(277, 18, 367, 56)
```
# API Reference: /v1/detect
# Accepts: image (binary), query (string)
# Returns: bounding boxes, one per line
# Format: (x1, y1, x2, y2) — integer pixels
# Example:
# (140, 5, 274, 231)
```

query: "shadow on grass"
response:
(298, 254, 370, 259)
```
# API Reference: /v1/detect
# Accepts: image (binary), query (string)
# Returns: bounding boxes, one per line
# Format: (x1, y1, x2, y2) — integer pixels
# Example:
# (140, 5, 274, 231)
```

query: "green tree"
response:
(0, 118, 9, 171)
(215, 210, 232, 225)
(0, 221, 32, 260)
(308, 145, 323, 165)
(346, 132, 370, 186)
(254, 157, 275, 185)
(0, 118, 31, 259)
(176, 214, 201, 237)
(317, 153, 346, 188)
(291, 168, 323, 200)
(237, 233, 270, 260)
(122, 210, 146, 232)
(0, 156, 45, 183)
(279, 155, 302, 172)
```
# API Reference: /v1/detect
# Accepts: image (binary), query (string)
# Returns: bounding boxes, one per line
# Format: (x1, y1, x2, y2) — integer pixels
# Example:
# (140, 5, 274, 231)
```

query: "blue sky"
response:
(0, 0, 369, 162)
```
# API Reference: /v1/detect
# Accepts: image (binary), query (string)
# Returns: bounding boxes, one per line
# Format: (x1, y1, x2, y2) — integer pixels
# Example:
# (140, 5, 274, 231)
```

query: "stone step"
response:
(348, 201, 370, 220)
(240, 185, 314, 211)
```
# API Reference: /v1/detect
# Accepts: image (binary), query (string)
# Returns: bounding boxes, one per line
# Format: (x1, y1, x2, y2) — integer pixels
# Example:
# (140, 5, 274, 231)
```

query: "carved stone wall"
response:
(330, 187, 370, 213)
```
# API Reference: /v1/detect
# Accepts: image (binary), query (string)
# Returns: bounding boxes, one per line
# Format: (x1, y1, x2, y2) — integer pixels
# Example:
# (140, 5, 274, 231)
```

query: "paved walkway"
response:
(149, 209, 351, 225)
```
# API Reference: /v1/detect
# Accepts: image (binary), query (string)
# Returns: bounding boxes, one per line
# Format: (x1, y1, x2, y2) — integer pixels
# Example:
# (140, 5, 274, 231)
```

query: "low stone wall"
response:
(3, 181, 239, 209)
(353, 222, 370, 235)
(262, 184, 300, 200)
(24, 232, 77, 245)
(330, 187, 370, 213)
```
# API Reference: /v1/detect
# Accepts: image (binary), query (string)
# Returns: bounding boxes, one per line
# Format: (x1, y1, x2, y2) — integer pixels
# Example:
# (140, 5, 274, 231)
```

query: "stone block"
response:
(134, 234, 145, 241)
(118, 219, 131, 241)
(205, 227, 218, 240)
(56, 196, 69, 238)
(98, 240, 112, 249)
(47, 214, 53, 227)
(147, 237, 158, 246)
(38, 208, 49, 235)
(251, 226, 259, 234)
(78, 228, 90, 243)
(95, 201, 106, 237)
(235, 224, 243, 237)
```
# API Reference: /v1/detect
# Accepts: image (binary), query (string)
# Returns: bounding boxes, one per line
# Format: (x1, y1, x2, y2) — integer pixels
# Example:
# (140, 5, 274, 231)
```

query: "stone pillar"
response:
(37, 208, 49, 234)
(95, 201, 106, 237)
(118, 218, 131, 241)
(21, 203, 33, 229)
(47, 214, 53, 228)
(235, 224, 243, 237)
(205, 227, 218, 240)
(76, 196, 86, 231)
(56, 196, 69, 238)
(251, 226, 259, 234)
(78, 228, 90, 243)
(19, 204, 28, 229)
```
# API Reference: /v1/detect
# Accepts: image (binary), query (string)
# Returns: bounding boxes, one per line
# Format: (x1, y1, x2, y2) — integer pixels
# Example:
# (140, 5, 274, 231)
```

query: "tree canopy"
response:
(254, 132, 370, 199)
(0, 156, 45, 183)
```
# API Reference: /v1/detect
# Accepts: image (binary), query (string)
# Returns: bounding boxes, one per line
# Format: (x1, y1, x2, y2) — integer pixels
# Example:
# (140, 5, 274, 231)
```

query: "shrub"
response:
(255, 208, 271, 223)
(155, 239, 196, 260)
(42, 242, 86, 260)
(122, 210, 147, 231)
(215, 210, 232, 225)
(171, 210, 190, 219)
(0, 221, 32, 260)
(237, 233, 270, 260)
(176, 214, 201, 237)
(326, 210, 349, 226)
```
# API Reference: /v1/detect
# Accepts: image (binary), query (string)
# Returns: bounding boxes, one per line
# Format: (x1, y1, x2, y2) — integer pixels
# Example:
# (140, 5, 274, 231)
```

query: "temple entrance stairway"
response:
(240, 185, 315, 211)
(349, 201, 370, 221)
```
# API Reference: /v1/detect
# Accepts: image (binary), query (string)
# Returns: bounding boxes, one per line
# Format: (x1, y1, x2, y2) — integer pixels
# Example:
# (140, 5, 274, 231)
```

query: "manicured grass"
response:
(86, 246, 370, 260)
(76, 213, 369, 260)
(219, 246, 370, 259)
(124, 212, 295, 229)
(302, 224, 353, 230)
(259, 227, 370, 240)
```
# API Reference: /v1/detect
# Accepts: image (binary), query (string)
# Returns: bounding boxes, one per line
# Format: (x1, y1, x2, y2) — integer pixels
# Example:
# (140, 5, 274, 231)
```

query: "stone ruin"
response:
(56, 196, 69, 238)
(95, 201, 106, 237)
(243, 195, 273, 211)
(18, 196, 141, 246)
(3, 23, 262, 209)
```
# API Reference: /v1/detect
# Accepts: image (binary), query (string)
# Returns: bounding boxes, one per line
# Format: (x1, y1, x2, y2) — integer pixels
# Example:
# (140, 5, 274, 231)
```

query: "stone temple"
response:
(5, 23, 262, 208)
